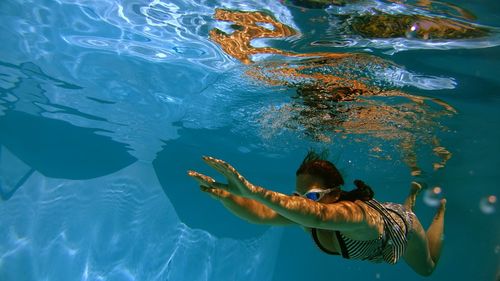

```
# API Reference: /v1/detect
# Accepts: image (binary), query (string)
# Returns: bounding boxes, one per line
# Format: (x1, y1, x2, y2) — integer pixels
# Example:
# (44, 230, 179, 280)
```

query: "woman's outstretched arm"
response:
(189, 171, 295, 225)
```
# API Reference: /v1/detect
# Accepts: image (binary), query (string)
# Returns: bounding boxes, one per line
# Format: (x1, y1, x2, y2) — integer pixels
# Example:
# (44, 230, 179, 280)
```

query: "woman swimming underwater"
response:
(188, 150, 446, 276)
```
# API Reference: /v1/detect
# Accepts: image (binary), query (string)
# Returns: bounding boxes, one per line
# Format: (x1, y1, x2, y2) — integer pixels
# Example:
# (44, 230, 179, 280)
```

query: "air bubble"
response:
(424, 186, 442, 207)
(479, 195, 496, 214)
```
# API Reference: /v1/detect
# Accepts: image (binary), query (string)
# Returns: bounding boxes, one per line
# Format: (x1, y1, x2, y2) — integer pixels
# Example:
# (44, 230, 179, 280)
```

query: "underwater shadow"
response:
(0, 110, 137, 182)
(0, 60, 137, 200)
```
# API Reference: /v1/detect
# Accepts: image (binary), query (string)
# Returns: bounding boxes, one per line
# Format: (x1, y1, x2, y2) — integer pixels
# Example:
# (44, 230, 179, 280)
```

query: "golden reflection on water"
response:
(210, 9, 454, 176)
(210, 9, 353, 63)
(209, 9, 297, 64)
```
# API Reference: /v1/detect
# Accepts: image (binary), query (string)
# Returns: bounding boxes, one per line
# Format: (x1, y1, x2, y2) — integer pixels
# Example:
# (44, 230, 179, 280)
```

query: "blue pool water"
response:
(0, 0, 499, 280)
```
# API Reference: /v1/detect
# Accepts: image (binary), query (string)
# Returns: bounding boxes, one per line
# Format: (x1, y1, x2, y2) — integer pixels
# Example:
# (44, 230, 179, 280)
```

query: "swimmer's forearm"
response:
(248, 186, 366, 230)
(218, 192, 295, 225)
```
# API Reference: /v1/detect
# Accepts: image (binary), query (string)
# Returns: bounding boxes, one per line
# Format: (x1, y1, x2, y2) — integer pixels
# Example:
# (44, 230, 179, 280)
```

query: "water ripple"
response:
(53, 0, 298, 69)
(63, 35, 171, 62)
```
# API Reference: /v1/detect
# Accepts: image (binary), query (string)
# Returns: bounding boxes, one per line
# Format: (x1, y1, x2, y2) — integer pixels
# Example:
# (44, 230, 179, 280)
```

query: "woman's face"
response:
(295, 173, 339, 203)
(295, 173, 326, 195)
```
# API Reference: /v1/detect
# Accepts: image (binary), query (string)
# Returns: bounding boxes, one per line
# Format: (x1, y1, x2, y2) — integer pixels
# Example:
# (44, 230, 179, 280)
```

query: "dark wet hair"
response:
(296, 150, 374, 202)
(296, 150, 344, 188)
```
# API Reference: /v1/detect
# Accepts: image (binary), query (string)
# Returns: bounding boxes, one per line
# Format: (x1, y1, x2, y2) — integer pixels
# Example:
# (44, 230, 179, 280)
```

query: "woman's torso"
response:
(308, 200, 413, 264)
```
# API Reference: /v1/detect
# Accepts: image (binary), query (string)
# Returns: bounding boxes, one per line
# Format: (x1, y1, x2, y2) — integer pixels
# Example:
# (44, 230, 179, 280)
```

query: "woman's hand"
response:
(188, 156, 257, 198)
(187, 170, 229, 199)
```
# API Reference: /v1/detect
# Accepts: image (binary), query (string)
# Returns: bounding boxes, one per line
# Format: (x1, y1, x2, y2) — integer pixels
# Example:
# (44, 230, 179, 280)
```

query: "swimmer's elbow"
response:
(415, 267, 435, 277)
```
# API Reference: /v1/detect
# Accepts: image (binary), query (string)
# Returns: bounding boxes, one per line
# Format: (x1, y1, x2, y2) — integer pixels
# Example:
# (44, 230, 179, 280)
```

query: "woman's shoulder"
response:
(345, 199, 385, 238)
(327, 198, 382, 214)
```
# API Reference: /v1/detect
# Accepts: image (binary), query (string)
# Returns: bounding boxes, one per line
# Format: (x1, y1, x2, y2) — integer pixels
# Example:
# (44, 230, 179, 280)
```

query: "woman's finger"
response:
(188, 170, 230, 191)
(188, 170, 215, 186)
(202, 156, 231, 176)
(200, 185, 228, 199)
(202, 156, 243, 182)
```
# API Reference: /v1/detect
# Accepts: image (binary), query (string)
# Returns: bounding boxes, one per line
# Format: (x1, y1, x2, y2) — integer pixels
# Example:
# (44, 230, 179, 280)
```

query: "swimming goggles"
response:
(293, 188, 336, 202)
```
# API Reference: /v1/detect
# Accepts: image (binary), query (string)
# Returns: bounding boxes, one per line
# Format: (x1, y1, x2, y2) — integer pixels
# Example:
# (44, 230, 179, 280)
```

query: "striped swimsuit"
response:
(311, 199, 413, 264)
